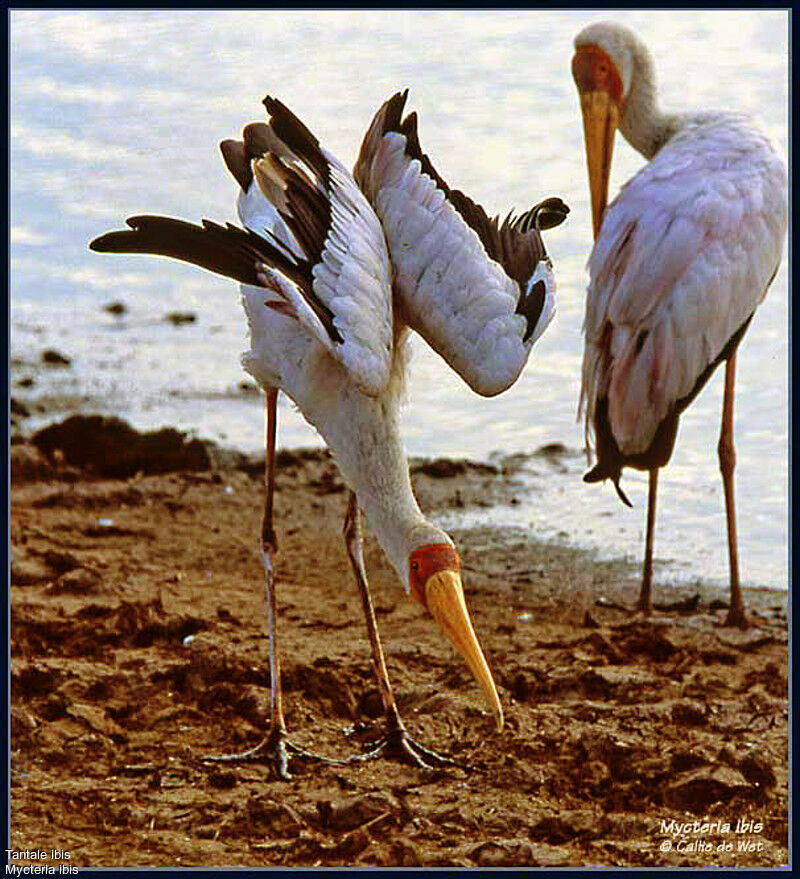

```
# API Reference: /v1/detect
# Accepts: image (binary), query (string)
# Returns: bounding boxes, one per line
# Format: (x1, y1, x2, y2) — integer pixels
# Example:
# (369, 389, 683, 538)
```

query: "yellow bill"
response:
(579, 90, 620, 240)
(424, 570, 504, 731)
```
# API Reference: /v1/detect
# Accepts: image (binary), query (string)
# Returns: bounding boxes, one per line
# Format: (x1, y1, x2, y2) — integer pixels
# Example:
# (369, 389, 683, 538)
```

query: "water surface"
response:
(10, 10, 789, 591)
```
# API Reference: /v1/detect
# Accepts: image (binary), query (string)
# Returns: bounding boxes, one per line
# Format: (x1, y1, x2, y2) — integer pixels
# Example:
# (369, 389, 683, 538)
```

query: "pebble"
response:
(165, 311, 197, 326)
(41, 349, 72, 366)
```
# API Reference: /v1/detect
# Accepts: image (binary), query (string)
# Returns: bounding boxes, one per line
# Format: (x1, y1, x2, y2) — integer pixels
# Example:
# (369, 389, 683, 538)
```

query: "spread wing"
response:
(354, 90, 569, 396)
(91, 97, 394, 398)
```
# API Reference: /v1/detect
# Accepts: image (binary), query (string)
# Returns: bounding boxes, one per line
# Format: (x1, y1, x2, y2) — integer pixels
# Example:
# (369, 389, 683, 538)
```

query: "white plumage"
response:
(582, 114, 786, 456)
(572, 21, 787, 626)
(252, 140, 394, 398)
(355, 98, 564, 396)
(90, 91, 568, 774)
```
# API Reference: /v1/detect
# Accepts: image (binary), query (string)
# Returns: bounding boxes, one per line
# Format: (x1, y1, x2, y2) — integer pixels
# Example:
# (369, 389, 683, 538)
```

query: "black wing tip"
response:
(89, 217, 141, 252)
(376, 89, 412, 137)
(537, 197, 571, 230)
(516, 197, 570, 234)
(88, 235, 110, 252)
(261, 95, 316, 141)
(388, 87, 410, 106)
(262, 94, 279, 114)
(220, 138, 253, 191)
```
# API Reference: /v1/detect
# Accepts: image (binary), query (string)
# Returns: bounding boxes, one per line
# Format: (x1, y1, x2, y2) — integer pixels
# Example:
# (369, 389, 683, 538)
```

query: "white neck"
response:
(618, 37, 682, 160)
(296, 345, 451, 591)
(354, 436, 451, 591)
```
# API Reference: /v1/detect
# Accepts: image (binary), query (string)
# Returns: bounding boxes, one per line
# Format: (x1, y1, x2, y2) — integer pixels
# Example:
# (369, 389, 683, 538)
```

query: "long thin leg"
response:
(637, 468, 658, 615)
(261, 387, 284, 738)
(719, 354, 748, 629)
(205, 387, 338, 777)
(343, 493, 399, 724)
(342, 492, 461, 770)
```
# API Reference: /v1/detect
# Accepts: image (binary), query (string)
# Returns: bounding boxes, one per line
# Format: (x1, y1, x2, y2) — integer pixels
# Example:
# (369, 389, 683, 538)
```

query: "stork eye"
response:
(410, 560, 420, 572)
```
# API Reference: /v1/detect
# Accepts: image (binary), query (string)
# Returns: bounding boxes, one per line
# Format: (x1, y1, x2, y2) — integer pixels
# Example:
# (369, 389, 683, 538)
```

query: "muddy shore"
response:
(9, 417, 788, 867)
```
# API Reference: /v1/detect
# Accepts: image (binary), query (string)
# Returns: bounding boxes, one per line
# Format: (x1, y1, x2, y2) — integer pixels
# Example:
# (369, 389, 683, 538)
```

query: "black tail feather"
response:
(583, 462, 633, 508)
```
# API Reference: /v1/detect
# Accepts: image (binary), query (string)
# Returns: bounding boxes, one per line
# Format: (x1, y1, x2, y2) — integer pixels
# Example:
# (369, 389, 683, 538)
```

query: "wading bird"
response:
(90, 91, 568, 776)
(572, 22, 787, 627)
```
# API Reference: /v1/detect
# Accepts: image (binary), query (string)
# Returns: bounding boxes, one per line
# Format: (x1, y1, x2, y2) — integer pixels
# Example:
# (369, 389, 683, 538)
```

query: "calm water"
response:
(10, 10, 789, 591)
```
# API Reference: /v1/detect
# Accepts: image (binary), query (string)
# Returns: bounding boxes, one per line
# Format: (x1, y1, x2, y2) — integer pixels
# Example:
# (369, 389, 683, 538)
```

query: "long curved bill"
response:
(424, 570, 504, 731)
(578, 90, 619, 240)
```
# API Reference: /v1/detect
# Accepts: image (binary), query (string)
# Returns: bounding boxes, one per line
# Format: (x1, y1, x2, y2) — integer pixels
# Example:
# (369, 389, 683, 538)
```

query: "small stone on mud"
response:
(51, 568, 101, 595)
(42, 349, 72, 366)
(11, 397, 31, 418)
(66, 702, 126, 740)
(11, 706, 39, 735)
(470, 839, 537, 867)
(43, 549, 83, 574)
(510, 673, 530, 702)
(530, 810, 607, 844)
(207, 770, 237, 790)
(413, 458, 467, 478)
(358, 689, 384, 719)
(580, 759, 612, 792)
(165, 311, 197, 326)
(390, 837, 423, 867)
(671, 700, 708, 726)
(11, 556, 52, 586)
(666, 765, 752, 812)
(238, 795, 305, 836)
(317, 792, 400, 832)
(738, 752, 777, 789)
(11, 444, 55, 483)
(40, 694, 68, 722)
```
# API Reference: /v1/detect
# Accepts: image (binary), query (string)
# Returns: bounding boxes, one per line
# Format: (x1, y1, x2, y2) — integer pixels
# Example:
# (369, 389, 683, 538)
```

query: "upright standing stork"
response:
(90, 91, 568, 776)
(571, 22, 787, 627)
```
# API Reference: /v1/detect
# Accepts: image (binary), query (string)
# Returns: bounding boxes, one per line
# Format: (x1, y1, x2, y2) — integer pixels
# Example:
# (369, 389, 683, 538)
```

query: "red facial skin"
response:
(408, 544, 461, 609)
(572, 45, 624, 105)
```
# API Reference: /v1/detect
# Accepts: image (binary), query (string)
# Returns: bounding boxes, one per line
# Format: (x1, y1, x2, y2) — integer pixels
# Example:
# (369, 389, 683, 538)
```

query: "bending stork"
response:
(90, 91, 568, 776)
(572, 22, 787, 627)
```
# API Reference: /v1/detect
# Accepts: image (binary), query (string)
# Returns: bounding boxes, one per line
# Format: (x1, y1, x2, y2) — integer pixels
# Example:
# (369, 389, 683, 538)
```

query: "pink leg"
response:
(205, 388, 339, 777)
(342, 492, 461, 770)
(637, 468, 658, 615)
(718, 355, 748, 629)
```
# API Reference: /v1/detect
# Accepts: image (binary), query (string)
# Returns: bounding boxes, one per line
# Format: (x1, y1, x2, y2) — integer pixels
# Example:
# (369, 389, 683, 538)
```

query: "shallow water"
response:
(10, 10, 789, 591)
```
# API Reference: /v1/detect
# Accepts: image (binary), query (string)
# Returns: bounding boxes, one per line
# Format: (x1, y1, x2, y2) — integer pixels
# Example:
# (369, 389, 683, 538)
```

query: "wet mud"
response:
(10, 424, 788, 867)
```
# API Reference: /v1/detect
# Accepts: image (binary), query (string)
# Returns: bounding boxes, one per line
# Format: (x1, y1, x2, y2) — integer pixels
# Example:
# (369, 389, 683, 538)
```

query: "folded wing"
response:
(579, 116, 787, 461)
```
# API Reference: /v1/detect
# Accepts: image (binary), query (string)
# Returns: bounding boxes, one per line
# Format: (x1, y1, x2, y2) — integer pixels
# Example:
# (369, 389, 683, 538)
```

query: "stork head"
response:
(406, 541, 503, 731)
(571, 21, 652, 238)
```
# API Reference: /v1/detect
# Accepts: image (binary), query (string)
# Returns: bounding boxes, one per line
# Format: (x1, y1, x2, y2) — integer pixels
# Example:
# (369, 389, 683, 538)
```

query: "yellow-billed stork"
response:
(90, 91, 568, 776)
(571, 22, 787, 628)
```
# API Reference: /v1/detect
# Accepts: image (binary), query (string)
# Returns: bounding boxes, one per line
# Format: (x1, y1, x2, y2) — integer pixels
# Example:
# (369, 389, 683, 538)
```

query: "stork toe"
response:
(203, 728, 344, 780)
(344, 720, 465, 771)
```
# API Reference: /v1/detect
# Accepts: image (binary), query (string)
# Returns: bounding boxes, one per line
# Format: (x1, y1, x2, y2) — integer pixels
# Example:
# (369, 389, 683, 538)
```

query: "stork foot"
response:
(203, 728, 341, 780)
(723, 606, 750, 630)
(346, 723, 464, 771)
